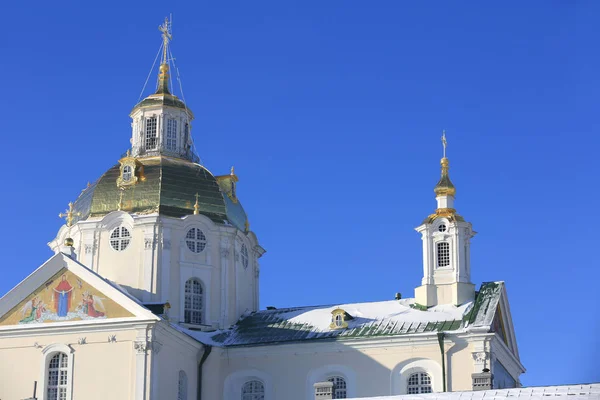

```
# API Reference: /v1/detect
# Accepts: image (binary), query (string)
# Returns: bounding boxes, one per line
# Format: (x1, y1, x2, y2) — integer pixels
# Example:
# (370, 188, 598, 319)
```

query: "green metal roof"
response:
(71, 156, 247, 230)
(185, 282, 504, 347)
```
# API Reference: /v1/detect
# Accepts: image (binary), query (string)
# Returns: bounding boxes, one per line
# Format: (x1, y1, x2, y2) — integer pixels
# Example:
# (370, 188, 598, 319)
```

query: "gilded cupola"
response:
(434, 157, 456, 197)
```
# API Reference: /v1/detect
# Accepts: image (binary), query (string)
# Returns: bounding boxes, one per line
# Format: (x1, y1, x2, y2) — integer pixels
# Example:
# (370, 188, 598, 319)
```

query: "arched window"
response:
(436, 242, 450, 268)
(185, 228, 207, 253)
(145, 116, 158, 150)
(241, 380, 264, 400)
(47, 352, 69, 400)
(407, 372, 432, 394)
(184, 278, 203, 324)
(110, 226, 131, 251)
(178, 370, 188, 400)
(122, 165, 133, 182)
(328, 376, 347, 399)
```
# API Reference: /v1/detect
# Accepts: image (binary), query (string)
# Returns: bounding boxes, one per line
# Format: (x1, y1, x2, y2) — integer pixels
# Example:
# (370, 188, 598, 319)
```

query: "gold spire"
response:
(194, 193, 200, 215)
(434, 130, 456, 197)
(156, 17, 172, 95)
(59, 202, 81, 227)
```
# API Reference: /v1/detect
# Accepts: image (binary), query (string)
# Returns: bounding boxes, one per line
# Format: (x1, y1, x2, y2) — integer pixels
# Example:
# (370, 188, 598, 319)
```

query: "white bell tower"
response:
(414, 132, 476, 307)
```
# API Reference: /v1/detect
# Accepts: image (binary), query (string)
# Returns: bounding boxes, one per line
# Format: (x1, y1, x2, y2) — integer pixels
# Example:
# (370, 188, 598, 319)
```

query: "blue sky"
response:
(1, 1, 598, 387)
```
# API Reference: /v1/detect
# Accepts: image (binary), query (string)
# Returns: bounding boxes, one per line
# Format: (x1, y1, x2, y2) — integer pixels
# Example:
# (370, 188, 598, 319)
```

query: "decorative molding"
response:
(84, 244, 93, 254)
(134, 340, 148, 354)
(108, 335, 117, 343)
(220, 248, 230, 258)
(78, 337, 87, 345)
(472, 351, 489, 363)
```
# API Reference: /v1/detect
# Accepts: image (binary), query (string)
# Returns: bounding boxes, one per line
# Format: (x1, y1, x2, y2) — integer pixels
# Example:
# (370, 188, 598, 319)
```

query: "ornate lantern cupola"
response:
(129, 17, 197, 162)
(414, 132, 476, 308)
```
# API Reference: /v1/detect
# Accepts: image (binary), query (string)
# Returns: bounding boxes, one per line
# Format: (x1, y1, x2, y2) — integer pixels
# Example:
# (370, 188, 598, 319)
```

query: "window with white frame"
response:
(122, 165, 133, 182)
(407, 372, 432, 394)
(241, 243, 249, 269)
(328, 376, 347, 399)
(241, 380, 265, 400)
(185, 228, 207, 253)
(145, 116, 158, 150)
(184, 278, 203, 324)
(166, 119, 178, 151)
(436, 242, 450, 268)
(178, 370, 188, 400)
(110, 226, 131, 251)
(334, 314, 343, 328)
(47, 352, 69, 400)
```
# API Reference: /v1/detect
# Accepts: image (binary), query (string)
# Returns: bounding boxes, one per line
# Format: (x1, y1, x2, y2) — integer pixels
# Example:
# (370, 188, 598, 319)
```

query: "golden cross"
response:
(59, 202, 81, 227)
(193, 193, 200, 215)
(158, 17, 172, 65)
(441, 130, 447, 158)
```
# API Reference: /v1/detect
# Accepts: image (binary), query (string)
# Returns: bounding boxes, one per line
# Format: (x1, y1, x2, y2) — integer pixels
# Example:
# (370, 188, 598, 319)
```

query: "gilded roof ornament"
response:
(434, 130, 456, 197)
(156, 17, 172, 95)
(194, 193, 200, 215)
(59, 202, 81, 227)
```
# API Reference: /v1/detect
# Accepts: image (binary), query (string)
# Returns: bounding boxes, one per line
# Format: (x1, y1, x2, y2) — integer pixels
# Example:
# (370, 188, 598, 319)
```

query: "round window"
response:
(186, 228, 207, 253)
(110, 226, 131, 251)
(438, 224, 447, 232)
(241, 243, 249, 269)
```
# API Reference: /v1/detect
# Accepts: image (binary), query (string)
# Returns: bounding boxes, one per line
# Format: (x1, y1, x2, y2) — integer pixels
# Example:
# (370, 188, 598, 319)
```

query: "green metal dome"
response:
(71, 156, 247, 230)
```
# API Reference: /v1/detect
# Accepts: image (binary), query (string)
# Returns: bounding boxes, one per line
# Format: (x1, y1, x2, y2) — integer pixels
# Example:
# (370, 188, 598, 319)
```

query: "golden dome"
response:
(434, 157, 456, 197)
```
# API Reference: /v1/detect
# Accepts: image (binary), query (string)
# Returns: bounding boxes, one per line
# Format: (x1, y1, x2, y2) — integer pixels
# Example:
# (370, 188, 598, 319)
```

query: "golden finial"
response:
(158, 16, 172, 65)
(434, 130, 456, 197)
(64, 237, 74, 247)
(193, 193, 200, 215)
(230, 166, 235, 176)
(245, 219, 250, 232)
(441, 130, 447, 159)
(59, 202, 81, 227)
(117, 189, 125, 211)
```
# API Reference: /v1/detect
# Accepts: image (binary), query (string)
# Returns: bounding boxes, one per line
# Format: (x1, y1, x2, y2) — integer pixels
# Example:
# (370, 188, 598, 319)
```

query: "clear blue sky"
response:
(1, 0, 598, 388)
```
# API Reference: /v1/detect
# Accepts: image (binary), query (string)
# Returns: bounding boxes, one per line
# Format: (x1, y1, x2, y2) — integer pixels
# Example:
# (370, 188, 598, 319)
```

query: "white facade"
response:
(0, 22, 527, 400)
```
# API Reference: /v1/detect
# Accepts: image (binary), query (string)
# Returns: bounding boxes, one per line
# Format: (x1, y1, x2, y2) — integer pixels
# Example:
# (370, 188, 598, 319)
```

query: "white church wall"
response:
(207, 336, 480, 400)
(0, 327, 140, 400)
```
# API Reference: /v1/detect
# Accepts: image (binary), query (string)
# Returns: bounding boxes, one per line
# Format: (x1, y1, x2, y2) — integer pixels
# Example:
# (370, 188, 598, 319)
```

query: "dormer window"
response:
(166, 119, 178, 151)
(122, 165, 133, 182)
(145, 116, 158, 150)
(330, 308, 353, 329)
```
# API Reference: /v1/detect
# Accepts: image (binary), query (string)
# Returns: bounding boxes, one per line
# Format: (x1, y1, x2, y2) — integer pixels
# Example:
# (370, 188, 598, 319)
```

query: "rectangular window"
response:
(437, 242, 450, 267)
(145, 116, 158, 150)
(166, 119, 178, 151)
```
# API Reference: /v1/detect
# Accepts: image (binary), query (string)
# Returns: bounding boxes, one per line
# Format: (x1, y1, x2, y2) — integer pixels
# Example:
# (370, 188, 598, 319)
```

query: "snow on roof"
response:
(174, 283, 505, 347)
(347, 383, 600, 400)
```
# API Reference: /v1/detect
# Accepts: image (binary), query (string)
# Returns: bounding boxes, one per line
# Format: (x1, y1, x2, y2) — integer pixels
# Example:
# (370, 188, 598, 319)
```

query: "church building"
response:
(0, 19, 524, 400)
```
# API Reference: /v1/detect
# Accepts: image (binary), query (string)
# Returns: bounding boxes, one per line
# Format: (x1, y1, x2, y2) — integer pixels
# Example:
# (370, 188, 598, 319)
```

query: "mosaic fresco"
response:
(0, 269, 133, 326)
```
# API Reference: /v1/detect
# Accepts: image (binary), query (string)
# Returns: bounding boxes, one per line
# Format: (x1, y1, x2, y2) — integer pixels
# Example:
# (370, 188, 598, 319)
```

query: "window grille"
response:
(166, 119, 178, 151)
(145, 116, 158, 150)
(241, 380, 265, 400)
(407, 372, 432, 394)
(185, 228, 207, 253)
(178, 370, 188, 400)
(184, 278, 203, 324)
(122, 165, 133, 182)
(47, 352, 68, 400)
(110, 226, 131, 251)
(241, 243, 249, 269)
(437, 242, 450, 267)
(438, 224, 447, 232)
(328, 376, 347, 399)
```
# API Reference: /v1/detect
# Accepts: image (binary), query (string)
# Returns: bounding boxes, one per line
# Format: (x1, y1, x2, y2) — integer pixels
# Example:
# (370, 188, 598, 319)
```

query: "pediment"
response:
(0, 253, 158, 329)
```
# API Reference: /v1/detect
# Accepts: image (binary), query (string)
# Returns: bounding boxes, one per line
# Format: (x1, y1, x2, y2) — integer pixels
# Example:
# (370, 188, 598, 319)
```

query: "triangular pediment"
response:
(0, 253, 158, 329)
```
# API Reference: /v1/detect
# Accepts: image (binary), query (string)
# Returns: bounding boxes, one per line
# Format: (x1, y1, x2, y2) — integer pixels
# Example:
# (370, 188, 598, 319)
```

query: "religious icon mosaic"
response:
(0, 269, 133, 326)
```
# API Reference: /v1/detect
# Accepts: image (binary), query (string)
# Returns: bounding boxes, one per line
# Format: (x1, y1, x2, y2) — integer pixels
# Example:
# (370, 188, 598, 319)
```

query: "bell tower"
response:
(414, 132, 476, 307)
